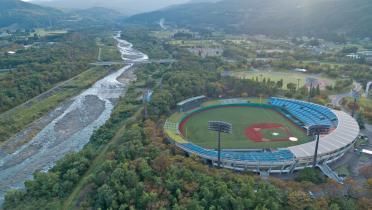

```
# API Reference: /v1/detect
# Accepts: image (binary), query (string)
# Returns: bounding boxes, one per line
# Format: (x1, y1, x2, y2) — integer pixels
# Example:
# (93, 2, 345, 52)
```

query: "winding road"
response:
(329, 81, 372, 135)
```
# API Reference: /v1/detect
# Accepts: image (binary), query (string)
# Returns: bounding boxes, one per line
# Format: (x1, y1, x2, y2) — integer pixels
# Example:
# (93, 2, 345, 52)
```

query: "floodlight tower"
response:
(308, 125, 329, 168)
(208, 121, 232, 168)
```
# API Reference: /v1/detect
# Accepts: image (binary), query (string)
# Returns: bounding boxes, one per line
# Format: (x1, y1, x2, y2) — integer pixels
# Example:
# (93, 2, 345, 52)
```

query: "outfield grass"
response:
(180, 106, 311, 149)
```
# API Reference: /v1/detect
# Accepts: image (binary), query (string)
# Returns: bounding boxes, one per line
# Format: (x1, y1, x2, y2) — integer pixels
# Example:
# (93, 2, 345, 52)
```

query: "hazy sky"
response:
(24, 0, 191, 15)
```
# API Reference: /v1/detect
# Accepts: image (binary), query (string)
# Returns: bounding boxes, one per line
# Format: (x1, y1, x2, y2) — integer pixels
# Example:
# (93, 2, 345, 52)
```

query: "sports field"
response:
(179, 106, 311, 149)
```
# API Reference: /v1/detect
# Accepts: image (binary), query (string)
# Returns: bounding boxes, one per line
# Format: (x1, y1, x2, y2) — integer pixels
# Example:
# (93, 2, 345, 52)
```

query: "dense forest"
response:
(3, 28, 371, 210)
(0, 31, 98, 113)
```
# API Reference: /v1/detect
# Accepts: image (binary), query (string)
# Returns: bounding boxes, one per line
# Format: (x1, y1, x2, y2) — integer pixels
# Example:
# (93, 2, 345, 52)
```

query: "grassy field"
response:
(0, 66, 120, 144)
(168, 40, 220, 48)
(33, 28, 68, 37)
(100, 46, 122, 61)
(96, 36, 123, 61)
(180, 106, 311, 149)
(233, 70, 335, 90)
(0, 71, 6, 79)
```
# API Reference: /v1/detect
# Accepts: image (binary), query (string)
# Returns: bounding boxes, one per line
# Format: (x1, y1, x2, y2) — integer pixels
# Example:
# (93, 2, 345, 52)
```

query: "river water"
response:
(0, 32, 148, 203)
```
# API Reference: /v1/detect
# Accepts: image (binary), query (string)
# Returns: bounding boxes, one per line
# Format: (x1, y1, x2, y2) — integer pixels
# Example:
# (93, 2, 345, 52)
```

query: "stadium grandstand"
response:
(165, 97, 360, 179)
(177, 95, 207, 112)
(269, 97, 337, 133)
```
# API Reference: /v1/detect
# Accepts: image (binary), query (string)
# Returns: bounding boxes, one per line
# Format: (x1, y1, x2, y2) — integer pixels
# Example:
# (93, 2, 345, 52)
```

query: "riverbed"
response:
(0, 32, 148, 203)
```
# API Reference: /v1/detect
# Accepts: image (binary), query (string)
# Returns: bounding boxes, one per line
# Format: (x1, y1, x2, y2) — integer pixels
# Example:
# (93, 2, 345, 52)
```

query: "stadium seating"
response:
(269, 97, 338, 128)
(180, 143, 294, 162)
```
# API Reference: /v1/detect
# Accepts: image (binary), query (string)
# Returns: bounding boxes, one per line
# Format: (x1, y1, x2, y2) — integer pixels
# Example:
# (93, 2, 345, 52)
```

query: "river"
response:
(0, 32, 148, 203)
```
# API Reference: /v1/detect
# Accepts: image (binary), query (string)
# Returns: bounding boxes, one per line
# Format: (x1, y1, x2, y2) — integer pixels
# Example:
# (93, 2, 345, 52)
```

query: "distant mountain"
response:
(68, 7, 123, 24)
(0, 0, 64, 28)
(0, 0, 124, 29)
(125, 0, 372, 39)
(30, 0, 189, 16)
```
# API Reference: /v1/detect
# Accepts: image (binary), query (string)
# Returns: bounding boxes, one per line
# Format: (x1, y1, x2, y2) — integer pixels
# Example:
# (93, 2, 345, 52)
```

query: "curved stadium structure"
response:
(164, 97, 359, 175)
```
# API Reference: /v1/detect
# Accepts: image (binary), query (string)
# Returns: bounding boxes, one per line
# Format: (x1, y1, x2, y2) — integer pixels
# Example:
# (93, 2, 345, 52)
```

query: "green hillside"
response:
(0, 0, 123, 29)
(126, 0, 372, 39)
(0, 0, 64, 28)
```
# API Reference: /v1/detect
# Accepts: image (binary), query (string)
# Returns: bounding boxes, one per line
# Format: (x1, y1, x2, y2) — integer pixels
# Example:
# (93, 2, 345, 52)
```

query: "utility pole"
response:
(351, 90, 359, 117)
(352, 97, 357, 117)
(217, 128, 221, 168)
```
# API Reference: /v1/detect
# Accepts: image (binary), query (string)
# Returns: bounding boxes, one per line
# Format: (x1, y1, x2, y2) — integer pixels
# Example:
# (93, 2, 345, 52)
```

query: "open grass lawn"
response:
(0, 72, 6, 79)
(168, 40, 220, 48)
(180, 106, 311, 149)
(34, 28, 68, 37)
(100, 46, 122, 61)
(233, 71, 335, 90)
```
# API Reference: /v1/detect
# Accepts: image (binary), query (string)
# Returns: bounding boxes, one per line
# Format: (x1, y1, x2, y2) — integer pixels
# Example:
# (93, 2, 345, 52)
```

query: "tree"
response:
(356, 111, 366, 129)
(359, 165, 372, 179)
(315, 84, 321, 96)
(287, 83, 297, 93)
(276, 79, 284, 89)
(341, 46, 358, 54)
(295, 168, 326, 184)
(287, 191, 311, 210)
(97, 184, 115, 209)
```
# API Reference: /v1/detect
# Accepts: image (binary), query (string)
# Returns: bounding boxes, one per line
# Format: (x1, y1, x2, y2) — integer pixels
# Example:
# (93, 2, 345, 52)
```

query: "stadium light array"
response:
(208, 121, 232, 168)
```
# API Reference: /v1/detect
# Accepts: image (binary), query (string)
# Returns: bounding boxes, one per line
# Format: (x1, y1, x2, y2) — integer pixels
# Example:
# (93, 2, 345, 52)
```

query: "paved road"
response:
(329, 81, 372, 134)
(330, 92, 351, 108)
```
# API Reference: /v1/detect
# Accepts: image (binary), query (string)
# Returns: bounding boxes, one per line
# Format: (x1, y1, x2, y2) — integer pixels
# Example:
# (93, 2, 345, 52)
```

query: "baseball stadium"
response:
(164, 96, 360, 179)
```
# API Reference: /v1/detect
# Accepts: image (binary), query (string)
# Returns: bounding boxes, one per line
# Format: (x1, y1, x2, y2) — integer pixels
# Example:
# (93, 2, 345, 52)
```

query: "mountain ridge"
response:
(125, 0, 372, 39)
(0, 0, 124, 29)
(0, 0, 64, 28)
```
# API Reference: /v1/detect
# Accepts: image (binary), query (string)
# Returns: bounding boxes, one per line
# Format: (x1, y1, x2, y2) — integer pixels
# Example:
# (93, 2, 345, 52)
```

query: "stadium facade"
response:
(164, 97, 359, 175)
